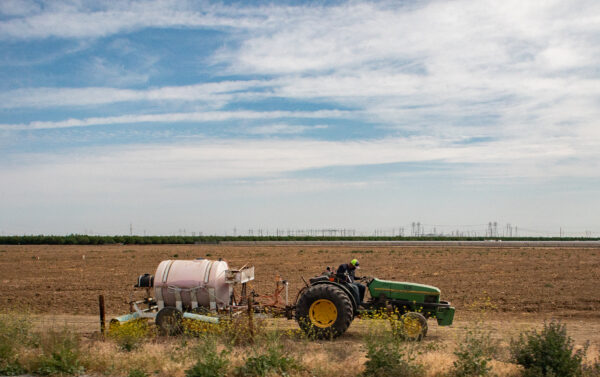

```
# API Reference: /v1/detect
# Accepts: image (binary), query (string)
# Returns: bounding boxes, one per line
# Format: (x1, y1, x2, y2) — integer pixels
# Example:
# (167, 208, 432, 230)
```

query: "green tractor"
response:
(293, 270, 455, 340)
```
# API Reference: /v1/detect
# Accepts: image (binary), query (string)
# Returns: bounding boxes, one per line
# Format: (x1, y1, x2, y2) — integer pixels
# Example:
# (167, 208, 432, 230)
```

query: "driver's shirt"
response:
(336, 263, 356, 283)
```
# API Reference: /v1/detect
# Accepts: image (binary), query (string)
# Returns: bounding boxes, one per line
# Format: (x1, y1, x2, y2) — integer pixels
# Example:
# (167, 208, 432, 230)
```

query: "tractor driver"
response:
(336, 259, 366, 306)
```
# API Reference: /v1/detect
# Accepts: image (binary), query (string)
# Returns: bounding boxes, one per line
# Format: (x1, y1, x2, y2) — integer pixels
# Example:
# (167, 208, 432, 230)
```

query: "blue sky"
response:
(1, 0, 599, 236)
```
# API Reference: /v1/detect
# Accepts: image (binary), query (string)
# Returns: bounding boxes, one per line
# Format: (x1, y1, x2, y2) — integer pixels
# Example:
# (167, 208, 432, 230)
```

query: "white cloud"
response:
(0, 0, 40, 16)
(205, 0, 600, 159)
(536, 46, 590, 71)
(0, 0, 273, 40)
(4, 0, 599, 141)
(86, 57, 150, 86)
(2, 135, 598, 234)
(3, 136, 596, 187)
(0, 110, 350, 130)
(245, 124, 328, 135)
(0, 80, 269, 109)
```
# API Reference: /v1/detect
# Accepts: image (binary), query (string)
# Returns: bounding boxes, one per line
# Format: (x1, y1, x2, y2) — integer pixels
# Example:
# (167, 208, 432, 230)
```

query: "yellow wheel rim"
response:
(402, 315, 423, 339)
(309, 299, 337, 328)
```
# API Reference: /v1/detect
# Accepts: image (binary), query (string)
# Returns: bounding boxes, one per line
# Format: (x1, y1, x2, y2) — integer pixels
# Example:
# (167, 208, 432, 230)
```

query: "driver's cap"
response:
(351, 259, 360, 268)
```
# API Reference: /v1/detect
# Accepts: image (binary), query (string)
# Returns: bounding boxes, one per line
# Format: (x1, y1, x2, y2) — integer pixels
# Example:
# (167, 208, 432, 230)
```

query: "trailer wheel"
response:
(295, 284, 353, 339)
(156, 307, 183, 336)
(393, 312, 428, 341)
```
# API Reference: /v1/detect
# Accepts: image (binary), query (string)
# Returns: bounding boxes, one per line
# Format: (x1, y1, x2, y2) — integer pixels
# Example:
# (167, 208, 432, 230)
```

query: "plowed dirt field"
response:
(1, 244, 598, 318)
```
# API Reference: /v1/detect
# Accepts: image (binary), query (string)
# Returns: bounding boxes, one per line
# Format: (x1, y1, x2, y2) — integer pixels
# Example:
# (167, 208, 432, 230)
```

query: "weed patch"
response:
(235, 345, 301, 377)
(510, 321, 586, 377)
(108, 319, 151, 351)
(185, 338, 229, 377)
(583, 358, 600, 377)
(128, 367, 149, 377)
(363, 322, 424, 377)
(363, 337, 424, 377)
(31, 328, 84, 376)
(184, 313, 266, 347)
(451, 325, 498, 376)
(0, 312, 32, 375)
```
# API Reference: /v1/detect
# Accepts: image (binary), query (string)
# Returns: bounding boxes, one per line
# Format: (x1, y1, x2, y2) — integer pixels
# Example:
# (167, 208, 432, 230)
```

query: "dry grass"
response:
(5, 311, 600, 376)
(84, 341, 190, 377)
(2, 319, 599, 377)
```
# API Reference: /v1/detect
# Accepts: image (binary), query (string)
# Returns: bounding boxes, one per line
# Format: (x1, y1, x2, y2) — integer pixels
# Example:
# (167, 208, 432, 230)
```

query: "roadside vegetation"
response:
(1, 311, 598, 377)
(1, 234, 599, 245)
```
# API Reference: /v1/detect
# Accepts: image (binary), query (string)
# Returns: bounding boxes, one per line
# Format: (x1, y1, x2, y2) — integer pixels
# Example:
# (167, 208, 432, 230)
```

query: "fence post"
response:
(99, 295, 106, 337)
(247, 295, 254, 343)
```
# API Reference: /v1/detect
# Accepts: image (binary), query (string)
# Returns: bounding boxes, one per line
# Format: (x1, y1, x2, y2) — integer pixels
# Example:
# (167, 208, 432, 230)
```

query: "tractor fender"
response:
(307, 281, 358, 315)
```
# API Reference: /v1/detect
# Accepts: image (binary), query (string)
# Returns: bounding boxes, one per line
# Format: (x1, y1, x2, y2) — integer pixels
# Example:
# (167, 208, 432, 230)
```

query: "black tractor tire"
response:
(393, 312, 428, 341)
(295, 284, 354, 339)
(156, 307, 183, 336)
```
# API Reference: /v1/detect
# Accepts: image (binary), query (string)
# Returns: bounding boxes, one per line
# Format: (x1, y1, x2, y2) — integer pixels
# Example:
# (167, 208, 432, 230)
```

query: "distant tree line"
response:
(0, 234, 598, 245)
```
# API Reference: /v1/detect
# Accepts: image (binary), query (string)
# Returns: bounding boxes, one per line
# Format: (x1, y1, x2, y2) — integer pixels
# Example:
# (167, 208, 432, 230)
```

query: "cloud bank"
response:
(1, 0, 599, 234)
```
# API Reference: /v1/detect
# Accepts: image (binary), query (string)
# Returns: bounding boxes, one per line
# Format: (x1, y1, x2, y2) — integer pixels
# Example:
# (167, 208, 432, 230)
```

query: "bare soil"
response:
(0, 244, 598, 318)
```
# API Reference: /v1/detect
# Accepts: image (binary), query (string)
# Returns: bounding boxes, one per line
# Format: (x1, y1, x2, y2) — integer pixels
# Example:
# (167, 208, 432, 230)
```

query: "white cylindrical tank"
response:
(154, 259, 230, 310)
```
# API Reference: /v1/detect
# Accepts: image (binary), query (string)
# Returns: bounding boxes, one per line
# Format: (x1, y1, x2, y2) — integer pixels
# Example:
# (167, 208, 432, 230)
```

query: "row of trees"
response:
(0, 234, 598, 245)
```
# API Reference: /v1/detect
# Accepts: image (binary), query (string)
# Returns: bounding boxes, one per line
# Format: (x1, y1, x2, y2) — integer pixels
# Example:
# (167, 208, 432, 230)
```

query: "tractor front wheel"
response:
(392, 312, 428, 341)
(295, 284, 354, 339)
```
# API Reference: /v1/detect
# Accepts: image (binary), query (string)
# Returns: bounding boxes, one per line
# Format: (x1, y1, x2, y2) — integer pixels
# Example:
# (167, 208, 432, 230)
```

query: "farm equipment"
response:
(295, 270, 455, 340)
(111, 258, 257, 335)
(111, 258, 454, 340)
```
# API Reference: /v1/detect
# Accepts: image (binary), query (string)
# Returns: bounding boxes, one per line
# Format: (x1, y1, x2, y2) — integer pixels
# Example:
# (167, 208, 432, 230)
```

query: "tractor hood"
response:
(368, 278, 441, 303)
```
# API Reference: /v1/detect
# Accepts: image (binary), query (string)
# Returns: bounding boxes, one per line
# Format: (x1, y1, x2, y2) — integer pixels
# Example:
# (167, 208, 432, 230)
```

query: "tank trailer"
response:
(112, 258, 454, 340)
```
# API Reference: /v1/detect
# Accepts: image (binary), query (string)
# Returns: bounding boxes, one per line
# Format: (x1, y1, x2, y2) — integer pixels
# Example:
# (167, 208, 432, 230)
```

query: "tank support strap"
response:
(173, 288, 183, 311)
(155, 287, 164, 310)
(208, 287, 216, 310)
(204, 261, 214, 283)
(190, 288, 198, 309)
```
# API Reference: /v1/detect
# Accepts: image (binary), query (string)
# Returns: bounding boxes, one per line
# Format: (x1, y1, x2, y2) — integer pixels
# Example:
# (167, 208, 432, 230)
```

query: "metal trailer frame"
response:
(110, 265, 292, 329)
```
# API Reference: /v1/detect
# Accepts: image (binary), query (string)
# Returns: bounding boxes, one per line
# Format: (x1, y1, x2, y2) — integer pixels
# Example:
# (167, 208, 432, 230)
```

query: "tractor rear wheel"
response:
(295, 284, 354, 339)
(393, 312, 428, 341)
(156, 307, 183, 336)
